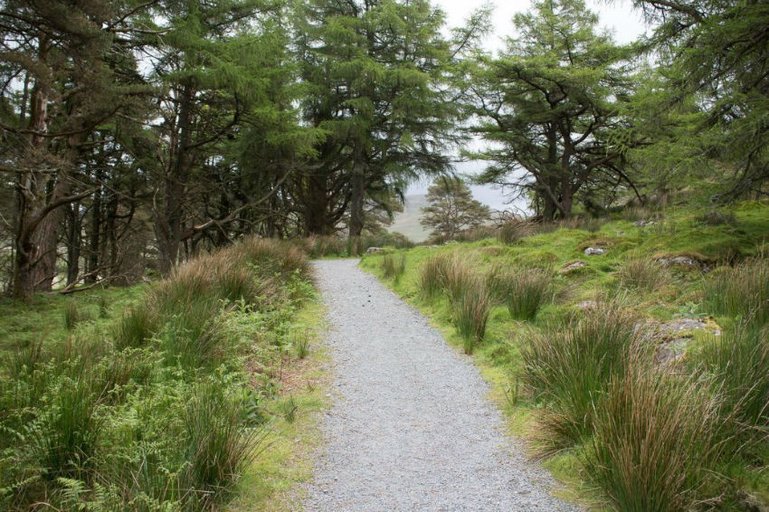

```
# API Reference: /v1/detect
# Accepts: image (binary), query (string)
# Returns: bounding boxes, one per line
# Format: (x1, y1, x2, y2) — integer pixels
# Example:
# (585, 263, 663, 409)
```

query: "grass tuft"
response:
(182, 383, 261, 507)
(63, 301, 82, 331)
(704, 258, 769, 327)
(522, 303, 642, 452)
(381, 253, 406, 280)
(419, 254, 451, 299)
(586, 363, 729, 512)
(488, 267, 551, 320)
(697, 324, 769, 453)
(617, 258, 669, 291)
(452, 276, 491, 354)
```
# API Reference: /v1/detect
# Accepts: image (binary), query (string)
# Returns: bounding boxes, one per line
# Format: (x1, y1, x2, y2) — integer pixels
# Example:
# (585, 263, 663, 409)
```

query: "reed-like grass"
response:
(489, 268, 552, 320)
(442, 256, 474, 305)
(63, 301, 82, 331)
(31, 373, 102, 480)
(586, 363, 729, 512)
(704, 258, 769, 327)
(617, 258, 669, 291)
(697, 324, 769, 452)
(182, 384, 260, 507)
(381, 253, 406, 280)
(498, 220, 531, 244)
(419, 254, 451, 299)
(521, 304, 642, 451)
(452, 276, 491, 354)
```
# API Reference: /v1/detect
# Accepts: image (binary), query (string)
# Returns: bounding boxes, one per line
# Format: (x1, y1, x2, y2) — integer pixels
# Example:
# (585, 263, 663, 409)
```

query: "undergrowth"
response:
(0, 238, 315, 511)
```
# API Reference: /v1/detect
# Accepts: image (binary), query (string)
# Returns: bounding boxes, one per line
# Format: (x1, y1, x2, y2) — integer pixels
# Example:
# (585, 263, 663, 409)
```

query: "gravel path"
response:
(304, 259, 579, 512)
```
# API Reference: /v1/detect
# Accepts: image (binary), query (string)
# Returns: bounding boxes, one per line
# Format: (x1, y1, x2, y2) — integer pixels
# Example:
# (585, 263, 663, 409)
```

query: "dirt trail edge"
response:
(304, 259, 579, 512)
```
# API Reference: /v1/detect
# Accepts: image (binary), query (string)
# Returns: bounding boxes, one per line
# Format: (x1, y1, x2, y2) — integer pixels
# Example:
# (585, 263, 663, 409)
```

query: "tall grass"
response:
(419, 254, 451, 299)
(617, 258, 669, 291)
(498, 220, 532, 244)
(586, 363, 729, 512)
(181, 384, 261, 507)
(704, 258, 769, 327)
(381, 253, 406, 280)
(0, 237, 314, 511)
(521, 304, 642, 451)
(31, 373, 103, 479)
(452, 276, 491, 354)
(697, 324, 769, 452)
(441, 256, 474, 305)
(64, 301, 82, 330)
(488, 268, 551, 320)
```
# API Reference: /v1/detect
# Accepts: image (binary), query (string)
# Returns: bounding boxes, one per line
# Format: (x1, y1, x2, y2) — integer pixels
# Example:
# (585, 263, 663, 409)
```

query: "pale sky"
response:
(406, 0, 650, 212)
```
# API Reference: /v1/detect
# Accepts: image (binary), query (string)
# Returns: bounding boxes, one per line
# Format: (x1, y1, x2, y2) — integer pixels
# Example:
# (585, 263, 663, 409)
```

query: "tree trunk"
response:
(66, 202, 81, 286)
(156, 82, 195, 275)
(303, 172, 333, 235)
(348, 147, 366, 255)
(86, 178, 102, 284)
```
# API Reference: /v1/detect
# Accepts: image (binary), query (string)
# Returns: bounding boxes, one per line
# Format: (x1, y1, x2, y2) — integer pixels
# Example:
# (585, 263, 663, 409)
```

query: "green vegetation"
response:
(0, 239, 322, 511)
(363, 201, 769, 511)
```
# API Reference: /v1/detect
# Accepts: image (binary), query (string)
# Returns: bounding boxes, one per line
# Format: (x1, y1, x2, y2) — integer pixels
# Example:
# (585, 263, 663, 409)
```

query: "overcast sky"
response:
(408, 0, 650, 211)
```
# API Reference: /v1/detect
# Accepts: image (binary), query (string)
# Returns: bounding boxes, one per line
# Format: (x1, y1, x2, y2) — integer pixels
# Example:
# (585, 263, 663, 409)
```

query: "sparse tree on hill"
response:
(420, 177, 490, 241)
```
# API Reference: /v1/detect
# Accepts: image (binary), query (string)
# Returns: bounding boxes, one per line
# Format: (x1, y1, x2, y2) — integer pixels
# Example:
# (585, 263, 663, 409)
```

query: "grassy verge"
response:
(226, 300, 330, 512)
(361, 201, 769, 511)
(0, 238, 322, 511)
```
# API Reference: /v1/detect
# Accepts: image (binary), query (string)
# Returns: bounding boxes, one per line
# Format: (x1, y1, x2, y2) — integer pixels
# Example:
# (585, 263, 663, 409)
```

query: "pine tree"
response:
(420, 177, 490, 241)
(467, 0, 636, 220)
(632, 0, 769, 198)
(293, 0, 457, 251)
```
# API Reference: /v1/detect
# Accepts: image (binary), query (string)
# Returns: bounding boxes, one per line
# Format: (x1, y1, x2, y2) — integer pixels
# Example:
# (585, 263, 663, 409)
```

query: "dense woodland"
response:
(0, 0, 767, 299)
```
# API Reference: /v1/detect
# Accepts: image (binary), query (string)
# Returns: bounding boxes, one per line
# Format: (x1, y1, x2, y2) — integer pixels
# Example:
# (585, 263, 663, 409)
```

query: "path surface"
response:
(304, 259, 579, 512)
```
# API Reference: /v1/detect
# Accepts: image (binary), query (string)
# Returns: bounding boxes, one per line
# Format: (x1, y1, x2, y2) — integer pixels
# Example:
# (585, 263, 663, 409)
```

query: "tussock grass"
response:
(381, 253, 406, 280)
(704, 258, 769, 327)
(31, 373, 103, 480)
(488, 267, 552, 320)
(115, 304, 159, 350)
(617, 258, 669, 291)
(0, 238, 315, 511)
(419, 254, 451, 299)
(698, 324, 769, 451)
(498, 220, 531, 244)
(63, 301, 83, 331)
(522, 304, 642, 452)
(452, 276, 491, 354)
(182, 383, 261, 507)
(442, 256, 475, 305)
(586, 363, 729, 512)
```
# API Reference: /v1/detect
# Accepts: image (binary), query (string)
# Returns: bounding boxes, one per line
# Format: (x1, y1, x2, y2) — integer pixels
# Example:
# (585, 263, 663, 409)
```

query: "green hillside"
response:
(388, 194, 431, 242)
(363, 200, 769, 510)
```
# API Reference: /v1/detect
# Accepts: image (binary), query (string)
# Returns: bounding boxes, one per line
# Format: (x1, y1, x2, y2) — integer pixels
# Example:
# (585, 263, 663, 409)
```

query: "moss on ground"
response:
(361, 201, 769, 510)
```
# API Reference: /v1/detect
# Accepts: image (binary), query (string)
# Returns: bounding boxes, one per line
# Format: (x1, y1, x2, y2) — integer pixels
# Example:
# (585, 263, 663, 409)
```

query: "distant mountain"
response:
(387, 195, 430, 243)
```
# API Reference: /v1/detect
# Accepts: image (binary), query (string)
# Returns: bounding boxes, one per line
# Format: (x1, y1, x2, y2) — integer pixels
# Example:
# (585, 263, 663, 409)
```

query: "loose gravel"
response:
(304, 259, 579, 512)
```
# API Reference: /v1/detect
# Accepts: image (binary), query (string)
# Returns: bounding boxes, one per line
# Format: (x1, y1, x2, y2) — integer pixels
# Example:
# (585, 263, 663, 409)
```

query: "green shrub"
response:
(521, 304, 642, 451)
(488, 268, 551, 320)
(617, 258, 669, 291)
(704, 258, 769, 327)
(452, 276, 491, 354)
(586, 364, 729, 512)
